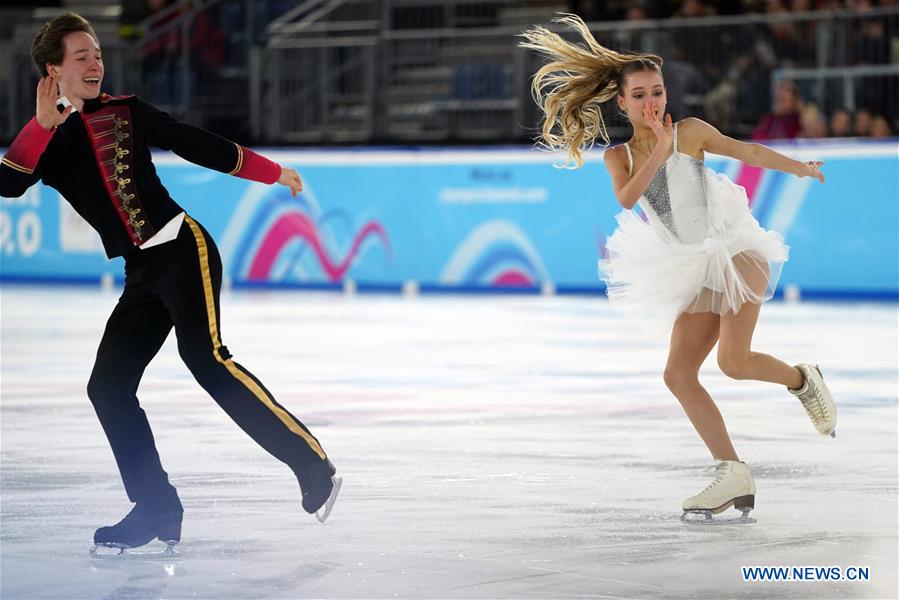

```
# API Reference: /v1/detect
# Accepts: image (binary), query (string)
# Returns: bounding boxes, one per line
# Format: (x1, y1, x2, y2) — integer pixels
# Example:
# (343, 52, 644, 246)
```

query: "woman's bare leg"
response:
(664, 311, 739, 461)
(717, 254, 803, 389)
(717, 301, 803, 388)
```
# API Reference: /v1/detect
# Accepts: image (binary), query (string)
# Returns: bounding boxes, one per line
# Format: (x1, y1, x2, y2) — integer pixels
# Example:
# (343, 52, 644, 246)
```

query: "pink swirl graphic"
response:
(247, 212, 391, 281)
(735, 164, 764, 206)
(492, 271, 533, 286)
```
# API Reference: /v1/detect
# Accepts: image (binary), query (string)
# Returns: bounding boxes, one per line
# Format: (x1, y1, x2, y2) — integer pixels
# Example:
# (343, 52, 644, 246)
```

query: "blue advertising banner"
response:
(1, 143, 896, 296)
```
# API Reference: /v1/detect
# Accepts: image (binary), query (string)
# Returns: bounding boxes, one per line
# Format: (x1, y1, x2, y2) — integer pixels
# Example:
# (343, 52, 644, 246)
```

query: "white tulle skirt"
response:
(598, 168, 789, 335)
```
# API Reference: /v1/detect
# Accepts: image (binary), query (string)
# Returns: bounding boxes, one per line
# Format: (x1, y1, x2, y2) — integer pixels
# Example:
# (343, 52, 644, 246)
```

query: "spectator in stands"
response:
(854, 108, 873, 136)
(829, 108, 852, 137)
(798, 103, 828, 138)
(752, 79, 802, 139)
(869, 115, 893, 138)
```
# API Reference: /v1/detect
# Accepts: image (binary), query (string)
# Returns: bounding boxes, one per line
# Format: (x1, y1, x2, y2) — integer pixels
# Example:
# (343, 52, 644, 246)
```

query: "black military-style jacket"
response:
(0, 94, 281, 258)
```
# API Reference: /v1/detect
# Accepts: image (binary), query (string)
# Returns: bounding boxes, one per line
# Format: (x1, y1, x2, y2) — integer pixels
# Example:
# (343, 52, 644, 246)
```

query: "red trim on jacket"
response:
(228, 145, 281, 184)
(99, 93, 136, 103)
(2, 117, 56, 174)
(81, 106, 156, 245)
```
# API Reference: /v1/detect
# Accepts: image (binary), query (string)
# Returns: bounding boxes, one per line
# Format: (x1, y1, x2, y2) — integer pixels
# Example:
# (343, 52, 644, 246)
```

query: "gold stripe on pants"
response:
(184, 215, 325, 459)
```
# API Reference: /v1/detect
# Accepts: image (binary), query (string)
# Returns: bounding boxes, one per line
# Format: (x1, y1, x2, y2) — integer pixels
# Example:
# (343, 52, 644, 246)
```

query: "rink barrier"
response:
(1, 141, 897, 299)
(2, 273, 898, 302)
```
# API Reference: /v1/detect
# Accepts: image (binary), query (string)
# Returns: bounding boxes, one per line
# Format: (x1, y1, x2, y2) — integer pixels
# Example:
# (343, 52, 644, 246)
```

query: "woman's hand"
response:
(644, 102, 673, 155)
(277, 167, 303, 196)
(35, 76, 73, 130)
(798, 160, 825, 183)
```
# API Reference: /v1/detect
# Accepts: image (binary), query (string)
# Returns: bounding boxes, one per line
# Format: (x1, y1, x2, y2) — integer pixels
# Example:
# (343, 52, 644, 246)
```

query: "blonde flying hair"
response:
(519, 14, 663, 168)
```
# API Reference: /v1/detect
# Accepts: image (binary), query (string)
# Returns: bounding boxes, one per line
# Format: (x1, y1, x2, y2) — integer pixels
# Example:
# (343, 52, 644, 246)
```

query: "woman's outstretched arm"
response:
(688, 117, 824, 183)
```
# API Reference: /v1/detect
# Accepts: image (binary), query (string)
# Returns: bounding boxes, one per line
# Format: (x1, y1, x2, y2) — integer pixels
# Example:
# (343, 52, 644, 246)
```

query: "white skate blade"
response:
(681, 509, 756, 526)
(90, 540, 179, 558)
(316, 476, 342, 523)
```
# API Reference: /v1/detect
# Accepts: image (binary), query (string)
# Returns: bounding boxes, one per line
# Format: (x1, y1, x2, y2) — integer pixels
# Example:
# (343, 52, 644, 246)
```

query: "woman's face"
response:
(618, 69, 667, 129)
(46, 31, 104, 102)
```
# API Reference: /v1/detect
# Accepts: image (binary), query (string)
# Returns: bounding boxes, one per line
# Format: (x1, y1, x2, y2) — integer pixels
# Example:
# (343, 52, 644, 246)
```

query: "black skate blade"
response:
(316, 476, 343, 523)
(681, 509, 756, 526)
(90, 540, 180, 558)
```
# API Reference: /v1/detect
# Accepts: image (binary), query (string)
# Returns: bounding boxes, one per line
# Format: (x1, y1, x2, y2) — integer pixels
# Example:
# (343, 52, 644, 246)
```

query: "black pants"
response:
(87, 215, 327, 510)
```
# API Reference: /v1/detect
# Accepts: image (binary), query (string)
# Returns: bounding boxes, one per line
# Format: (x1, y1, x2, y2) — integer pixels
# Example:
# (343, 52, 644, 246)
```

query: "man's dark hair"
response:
(31, 12, 98, 77)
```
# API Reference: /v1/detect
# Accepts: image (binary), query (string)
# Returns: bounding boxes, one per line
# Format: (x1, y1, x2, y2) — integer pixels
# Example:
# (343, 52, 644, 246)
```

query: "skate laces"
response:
(697, 462, 730, 495)
(798, 373, 829, 425)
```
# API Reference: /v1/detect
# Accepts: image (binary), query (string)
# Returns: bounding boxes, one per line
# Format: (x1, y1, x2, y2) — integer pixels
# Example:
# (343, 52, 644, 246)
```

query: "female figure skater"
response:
(0, 13, 341, 552)
(520, 15, 836, 523)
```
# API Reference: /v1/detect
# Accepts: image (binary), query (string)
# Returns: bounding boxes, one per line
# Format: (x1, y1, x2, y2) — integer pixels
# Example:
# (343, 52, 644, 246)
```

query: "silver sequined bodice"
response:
(624, 125, 710, 244)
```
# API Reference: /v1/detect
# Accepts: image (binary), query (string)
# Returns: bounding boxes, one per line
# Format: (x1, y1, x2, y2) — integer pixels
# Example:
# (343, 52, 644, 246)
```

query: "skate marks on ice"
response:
(680, 509, 756, 525)
(1, 288, 897, 599)
(89, 540, 180, 558)
(84, 553, 332, 600)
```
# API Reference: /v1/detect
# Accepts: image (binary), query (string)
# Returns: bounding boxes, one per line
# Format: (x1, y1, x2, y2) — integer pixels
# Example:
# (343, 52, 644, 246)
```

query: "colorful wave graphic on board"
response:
(440, 220, 549, 288)
(731, 161, 812, 237)
(230, 190, 391, 283)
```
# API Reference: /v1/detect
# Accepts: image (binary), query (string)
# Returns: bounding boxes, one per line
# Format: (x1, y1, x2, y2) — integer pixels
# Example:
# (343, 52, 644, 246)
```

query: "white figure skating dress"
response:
(599, 123, 788, 334)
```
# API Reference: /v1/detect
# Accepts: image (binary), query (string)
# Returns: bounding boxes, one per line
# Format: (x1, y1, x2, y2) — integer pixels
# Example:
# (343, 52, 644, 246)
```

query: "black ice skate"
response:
(297, 458, 342, 523)
(91, 503, 183, 556)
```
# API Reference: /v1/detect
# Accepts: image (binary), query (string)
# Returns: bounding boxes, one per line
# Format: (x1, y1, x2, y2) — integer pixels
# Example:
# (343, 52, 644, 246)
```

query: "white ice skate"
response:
(789, 364, 837, 438)
(681, 460, 756, 525)
(316, 475, 342, 523)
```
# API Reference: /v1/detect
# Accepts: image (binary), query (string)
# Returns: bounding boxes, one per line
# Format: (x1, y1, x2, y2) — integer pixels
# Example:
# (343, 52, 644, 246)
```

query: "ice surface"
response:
(2, 286, 896, 599)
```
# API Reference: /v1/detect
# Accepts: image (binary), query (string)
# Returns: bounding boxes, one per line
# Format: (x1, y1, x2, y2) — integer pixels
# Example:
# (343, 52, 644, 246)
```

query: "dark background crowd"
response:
(0, 0, 896, 143)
